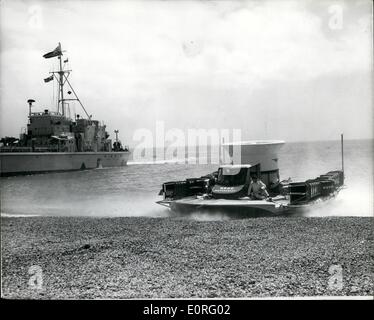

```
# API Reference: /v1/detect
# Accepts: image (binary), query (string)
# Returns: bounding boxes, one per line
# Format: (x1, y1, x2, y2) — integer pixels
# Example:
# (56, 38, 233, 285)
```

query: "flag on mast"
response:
(43, 43, 62, 59)
(44, 75, 54, 83)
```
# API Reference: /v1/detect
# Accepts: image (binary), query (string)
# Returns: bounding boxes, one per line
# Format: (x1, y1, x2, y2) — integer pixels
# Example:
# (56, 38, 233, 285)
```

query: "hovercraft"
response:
(156, 136, 345, 217)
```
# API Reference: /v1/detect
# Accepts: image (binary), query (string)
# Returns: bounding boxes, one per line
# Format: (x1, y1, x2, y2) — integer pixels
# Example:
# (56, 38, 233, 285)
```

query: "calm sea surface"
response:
(1, 139, 373, 218)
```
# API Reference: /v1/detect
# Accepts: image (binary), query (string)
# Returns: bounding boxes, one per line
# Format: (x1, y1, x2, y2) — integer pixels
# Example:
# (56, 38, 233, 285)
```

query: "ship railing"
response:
(34, 147, 59, 152)
(31, 111, 63, 116)
(0, 146, 60, 152)
(1, 146, 32, 152)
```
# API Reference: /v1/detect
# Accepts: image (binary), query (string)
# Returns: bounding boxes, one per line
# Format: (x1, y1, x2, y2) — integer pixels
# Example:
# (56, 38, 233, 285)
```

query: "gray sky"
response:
(0, 0, 372, 145)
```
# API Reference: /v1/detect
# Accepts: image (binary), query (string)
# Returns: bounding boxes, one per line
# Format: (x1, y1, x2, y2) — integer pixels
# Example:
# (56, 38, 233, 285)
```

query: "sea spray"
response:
(293, 182, 373, 217)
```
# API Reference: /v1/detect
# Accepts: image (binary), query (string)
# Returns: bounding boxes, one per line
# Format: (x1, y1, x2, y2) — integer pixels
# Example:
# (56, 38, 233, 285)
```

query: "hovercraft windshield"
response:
(217, 167, 248, 186)
(211, 164, 261, 199)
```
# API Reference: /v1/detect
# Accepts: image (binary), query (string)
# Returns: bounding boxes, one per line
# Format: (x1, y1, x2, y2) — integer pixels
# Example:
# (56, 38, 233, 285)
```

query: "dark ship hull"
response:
(0, 151, 130, 177)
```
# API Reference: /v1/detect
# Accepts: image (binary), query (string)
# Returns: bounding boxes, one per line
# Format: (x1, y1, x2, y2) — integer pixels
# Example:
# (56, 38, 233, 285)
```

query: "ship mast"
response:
(44, 43, 90, 119)
(58, 49, 65, 116)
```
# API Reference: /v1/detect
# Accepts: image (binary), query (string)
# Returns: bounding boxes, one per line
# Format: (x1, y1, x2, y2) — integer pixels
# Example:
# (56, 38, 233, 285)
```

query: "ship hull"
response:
(0, 151, 130, 176)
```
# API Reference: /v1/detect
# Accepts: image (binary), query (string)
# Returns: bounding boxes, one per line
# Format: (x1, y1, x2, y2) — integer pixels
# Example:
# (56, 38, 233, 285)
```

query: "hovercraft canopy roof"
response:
(222, 140, 285, 172)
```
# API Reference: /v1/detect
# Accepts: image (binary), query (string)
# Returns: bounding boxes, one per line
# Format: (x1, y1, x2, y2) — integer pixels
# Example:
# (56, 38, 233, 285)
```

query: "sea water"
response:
(1, 139, 373, 218)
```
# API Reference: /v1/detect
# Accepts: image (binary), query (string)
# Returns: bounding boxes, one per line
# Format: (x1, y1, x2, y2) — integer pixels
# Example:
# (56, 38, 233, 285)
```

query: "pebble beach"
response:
(1, 216, 373, 299)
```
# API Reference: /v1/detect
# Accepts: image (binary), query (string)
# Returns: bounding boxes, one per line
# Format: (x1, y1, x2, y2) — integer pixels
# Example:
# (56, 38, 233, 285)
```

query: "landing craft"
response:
(157, 136, 345, 217)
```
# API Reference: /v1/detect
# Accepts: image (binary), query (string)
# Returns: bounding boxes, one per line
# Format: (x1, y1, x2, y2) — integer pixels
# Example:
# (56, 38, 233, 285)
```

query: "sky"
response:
(0, 0, 373, 146)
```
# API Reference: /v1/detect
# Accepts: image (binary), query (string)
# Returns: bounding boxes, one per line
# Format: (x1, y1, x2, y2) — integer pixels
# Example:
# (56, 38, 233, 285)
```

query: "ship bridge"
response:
(28, 109, 72, 137)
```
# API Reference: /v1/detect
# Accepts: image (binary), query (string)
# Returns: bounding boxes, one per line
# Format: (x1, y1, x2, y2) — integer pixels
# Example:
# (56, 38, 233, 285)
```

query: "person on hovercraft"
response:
(248, 175, 270, 200)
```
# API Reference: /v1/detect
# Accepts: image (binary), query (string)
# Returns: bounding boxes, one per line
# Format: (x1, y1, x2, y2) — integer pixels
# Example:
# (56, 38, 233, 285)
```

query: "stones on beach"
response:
(350, 286, 360, 293)
(1, 216, 373, 299)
